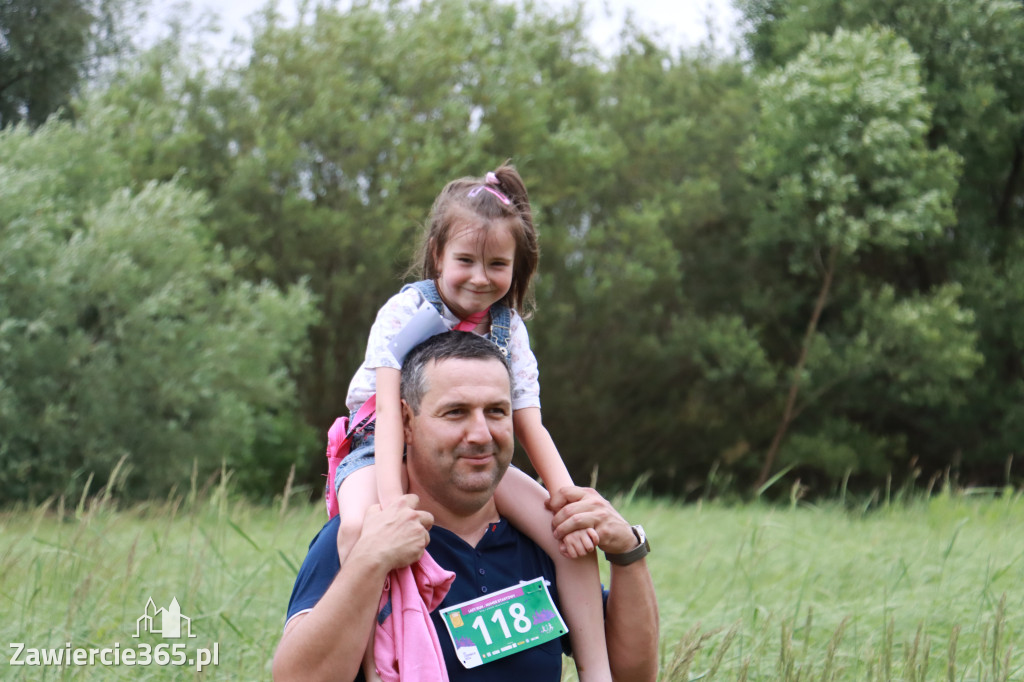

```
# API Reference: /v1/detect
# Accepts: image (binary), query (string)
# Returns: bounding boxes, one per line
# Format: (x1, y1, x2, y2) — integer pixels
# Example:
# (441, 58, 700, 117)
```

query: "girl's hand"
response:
(559, 527, 600, 559)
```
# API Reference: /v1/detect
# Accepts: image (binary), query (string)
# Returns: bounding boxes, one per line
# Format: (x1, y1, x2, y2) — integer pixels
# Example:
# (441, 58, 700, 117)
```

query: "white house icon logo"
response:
(134, 597, 197, 639)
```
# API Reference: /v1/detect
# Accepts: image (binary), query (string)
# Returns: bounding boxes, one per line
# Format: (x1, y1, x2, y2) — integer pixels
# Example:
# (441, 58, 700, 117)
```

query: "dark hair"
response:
(409, 162, 539, 318)
(400, 332, 511, 414)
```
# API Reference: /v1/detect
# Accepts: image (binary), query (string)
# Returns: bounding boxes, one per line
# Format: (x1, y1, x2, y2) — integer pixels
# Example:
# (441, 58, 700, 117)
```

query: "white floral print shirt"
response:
(346, 286, 541, 415)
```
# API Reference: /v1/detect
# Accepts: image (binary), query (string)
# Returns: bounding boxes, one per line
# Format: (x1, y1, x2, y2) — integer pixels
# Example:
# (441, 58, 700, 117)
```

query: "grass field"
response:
(1, 480, 1021, 680)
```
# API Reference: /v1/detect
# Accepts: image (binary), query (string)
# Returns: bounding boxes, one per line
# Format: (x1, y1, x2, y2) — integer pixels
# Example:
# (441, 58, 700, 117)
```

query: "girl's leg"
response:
(495, 468, 613, 682)
(336, 464, 380, 565)
(337, 465, 383, 682)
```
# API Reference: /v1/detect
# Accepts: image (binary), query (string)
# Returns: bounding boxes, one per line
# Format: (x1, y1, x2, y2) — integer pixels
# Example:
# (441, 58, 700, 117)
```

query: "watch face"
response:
(632, 525, 646, 545)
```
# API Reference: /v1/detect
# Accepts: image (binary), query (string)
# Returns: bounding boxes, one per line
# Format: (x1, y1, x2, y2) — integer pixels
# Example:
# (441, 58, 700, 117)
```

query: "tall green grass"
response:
(632, 490, 1024, 681)
(1, 474, 1021, 680)
(0, 468, 312, 680)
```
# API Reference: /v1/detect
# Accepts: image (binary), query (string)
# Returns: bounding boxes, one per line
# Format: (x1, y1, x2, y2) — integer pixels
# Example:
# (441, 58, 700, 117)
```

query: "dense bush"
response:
(0, 119, 317, 503)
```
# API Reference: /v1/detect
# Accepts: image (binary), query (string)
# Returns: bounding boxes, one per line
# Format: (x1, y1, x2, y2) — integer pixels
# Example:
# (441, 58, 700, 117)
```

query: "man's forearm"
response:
(543, 485, 661, 679)
(605, 559, 659, 682)
(272, 552, 388, 682)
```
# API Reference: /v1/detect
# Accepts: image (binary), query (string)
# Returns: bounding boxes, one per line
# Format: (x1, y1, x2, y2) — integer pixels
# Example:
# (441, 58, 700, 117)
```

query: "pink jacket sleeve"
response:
(374, 550, 456, 682)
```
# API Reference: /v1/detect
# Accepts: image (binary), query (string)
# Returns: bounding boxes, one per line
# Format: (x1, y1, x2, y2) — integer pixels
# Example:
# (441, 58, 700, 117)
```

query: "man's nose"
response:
(464, 409, 493, 444)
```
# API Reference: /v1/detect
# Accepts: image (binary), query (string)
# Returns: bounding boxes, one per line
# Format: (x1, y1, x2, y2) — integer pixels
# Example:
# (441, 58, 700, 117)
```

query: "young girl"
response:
(334, 164, 611, 682)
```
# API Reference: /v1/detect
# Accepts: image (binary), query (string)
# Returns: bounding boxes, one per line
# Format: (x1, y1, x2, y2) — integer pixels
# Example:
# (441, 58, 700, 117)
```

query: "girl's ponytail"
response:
(489, 162, 537, 318)
(491, 163, 534, 238)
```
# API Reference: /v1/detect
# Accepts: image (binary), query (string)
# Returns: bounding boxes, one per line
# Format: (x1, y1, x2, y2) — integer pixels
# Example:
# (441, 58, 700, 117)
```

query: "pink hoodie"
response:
(375, 551, 456, 682)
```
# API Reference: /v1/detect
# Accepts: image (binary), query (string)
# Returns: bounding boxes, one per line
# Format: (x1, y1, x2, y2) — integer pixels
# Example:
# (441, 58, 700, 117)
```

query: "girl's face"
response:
(435, 219, 516, 319)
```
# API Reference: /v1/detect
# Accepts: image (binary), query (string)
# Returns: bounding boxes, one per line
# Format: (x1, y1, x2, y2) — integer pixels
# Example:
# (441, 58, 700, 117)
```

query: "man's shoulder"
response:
(308, 514, 342, 554)
(285, 516, 341, 622)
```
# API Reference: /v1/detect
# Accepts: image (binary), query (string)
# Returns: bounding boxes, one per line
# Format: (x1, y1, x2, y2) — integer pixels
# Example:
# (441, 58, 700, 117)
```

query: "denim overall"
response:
(334, 280, 513, 492)
(401, 280, 513, 360)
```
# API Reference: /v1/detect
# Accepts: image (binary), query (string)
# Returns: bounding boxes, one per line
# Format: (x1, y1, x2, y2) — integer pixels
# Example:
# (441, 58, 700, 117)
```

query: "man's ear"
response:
(401, 399, 414, 441)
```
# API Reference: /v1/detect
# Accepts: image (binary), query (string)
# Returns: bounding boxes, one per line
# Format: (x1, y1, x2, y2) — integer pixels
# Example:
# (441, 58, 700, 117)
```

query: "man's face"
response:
(402, 357, 514, 515)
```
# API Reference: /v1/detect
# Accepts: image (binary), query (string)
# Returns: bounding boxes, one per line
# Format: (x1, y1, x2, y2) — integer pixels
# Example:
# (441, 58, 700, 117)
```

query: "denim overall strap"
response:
(487, 303, 512, 361)
(401, 280, 445, 315)
(400, 280, 512, 363)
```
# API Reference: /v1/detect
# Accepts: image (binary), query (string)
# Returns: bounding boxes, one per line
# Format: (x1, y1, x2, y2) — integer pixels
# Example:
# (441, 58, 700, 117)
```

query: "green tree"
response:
(740, 0, 1024, 480)
(86, 0, 998, 497)
(90, 0, 621, 486)
(0, 117, 316, 503)
(0, 0, 137, 127)
(90, 0, 774, 494)
(533, 32, 766, 492)
(744, 27, 977, 488)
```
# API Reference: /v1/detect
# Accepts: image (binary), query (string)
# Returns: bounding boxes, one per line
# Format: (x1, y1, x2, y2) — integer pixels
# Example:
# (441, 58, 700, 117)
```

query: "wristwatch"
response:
(604, 524, 650, 566)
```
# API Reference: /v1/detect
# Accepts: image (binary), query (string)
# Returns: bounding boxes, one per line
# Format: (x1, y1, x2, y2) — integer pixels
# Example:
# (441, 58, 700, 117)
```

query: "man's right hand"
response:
(345, 494, 434, 570)
(275, 496, 435, 682)
(547, 486, 636, 556)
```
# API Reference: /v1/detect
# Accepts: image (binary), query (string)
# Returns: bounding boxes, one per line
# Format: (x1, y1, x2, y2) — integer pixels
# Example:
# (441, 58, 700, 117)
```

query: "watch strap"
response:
(604, 525, 650, 566)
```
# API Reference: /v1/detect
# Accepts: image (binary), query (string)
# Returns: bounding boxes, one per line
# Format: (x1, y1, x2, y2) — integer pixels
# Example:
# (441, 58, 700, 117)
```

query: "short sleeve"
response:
(284, 517, 342, 625)
(363, 288, 434, 370)
(508, 312, 541, 411)
(346, 288, 433, 414)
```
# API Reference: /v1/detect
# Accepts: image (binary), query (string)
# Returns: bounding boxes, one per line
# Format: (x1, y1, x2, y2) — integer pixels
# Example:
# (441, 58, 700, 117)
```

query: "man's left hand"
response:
(547, 486, 639, 556)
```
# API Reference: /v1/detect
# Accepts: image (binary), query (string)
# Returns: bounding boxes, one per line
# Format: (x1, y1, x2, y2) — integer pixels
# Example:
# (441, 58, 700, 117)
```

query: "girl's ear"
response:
(429, 238, 442, 274)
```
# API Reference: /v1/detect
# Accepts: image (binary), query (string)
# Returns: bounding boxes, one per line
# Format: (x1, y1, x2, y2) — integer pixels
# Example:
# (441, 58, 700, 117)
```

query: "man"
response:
(273, 332, 658, 681)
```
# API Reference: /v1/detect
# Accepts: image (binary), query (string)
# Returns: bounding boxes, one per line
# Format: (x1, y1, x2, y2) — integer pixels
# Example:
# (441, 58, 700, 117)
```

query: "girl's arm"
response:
(374, 366, 406, 505)
(513, 406, 574, 495)
(513, 406, 598, 557)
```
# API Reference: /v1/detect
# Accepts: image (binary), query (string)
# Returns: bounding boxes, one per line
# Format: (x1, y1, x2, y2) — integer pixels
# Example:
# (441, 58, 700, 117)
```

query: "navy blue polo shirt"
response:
(285, 515, 567, 682)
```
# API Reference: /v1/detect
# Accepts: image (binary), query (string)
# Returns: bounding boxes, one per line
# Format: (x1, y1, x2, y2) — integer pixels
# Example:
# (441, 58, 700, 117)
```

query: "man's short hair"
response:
(400, 331, 511, 413)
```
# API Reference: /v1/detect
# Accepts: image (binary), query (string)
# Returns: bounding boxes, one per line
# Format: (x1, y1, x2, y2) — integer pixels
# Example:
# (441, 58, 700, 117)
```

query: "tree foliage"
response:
(0, 117, 316, 503)
(744, 27, 974, 485)
(0, 0, 137, 127)
(741, 0, 1024, 481)
(2, 0, 1022, 503)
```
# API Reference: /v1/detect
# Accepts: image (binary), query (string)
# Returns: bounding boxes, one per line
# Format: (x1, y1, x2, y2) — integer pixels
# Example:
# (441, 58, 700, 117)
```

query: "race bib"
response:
(440, 577, 568, 668)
